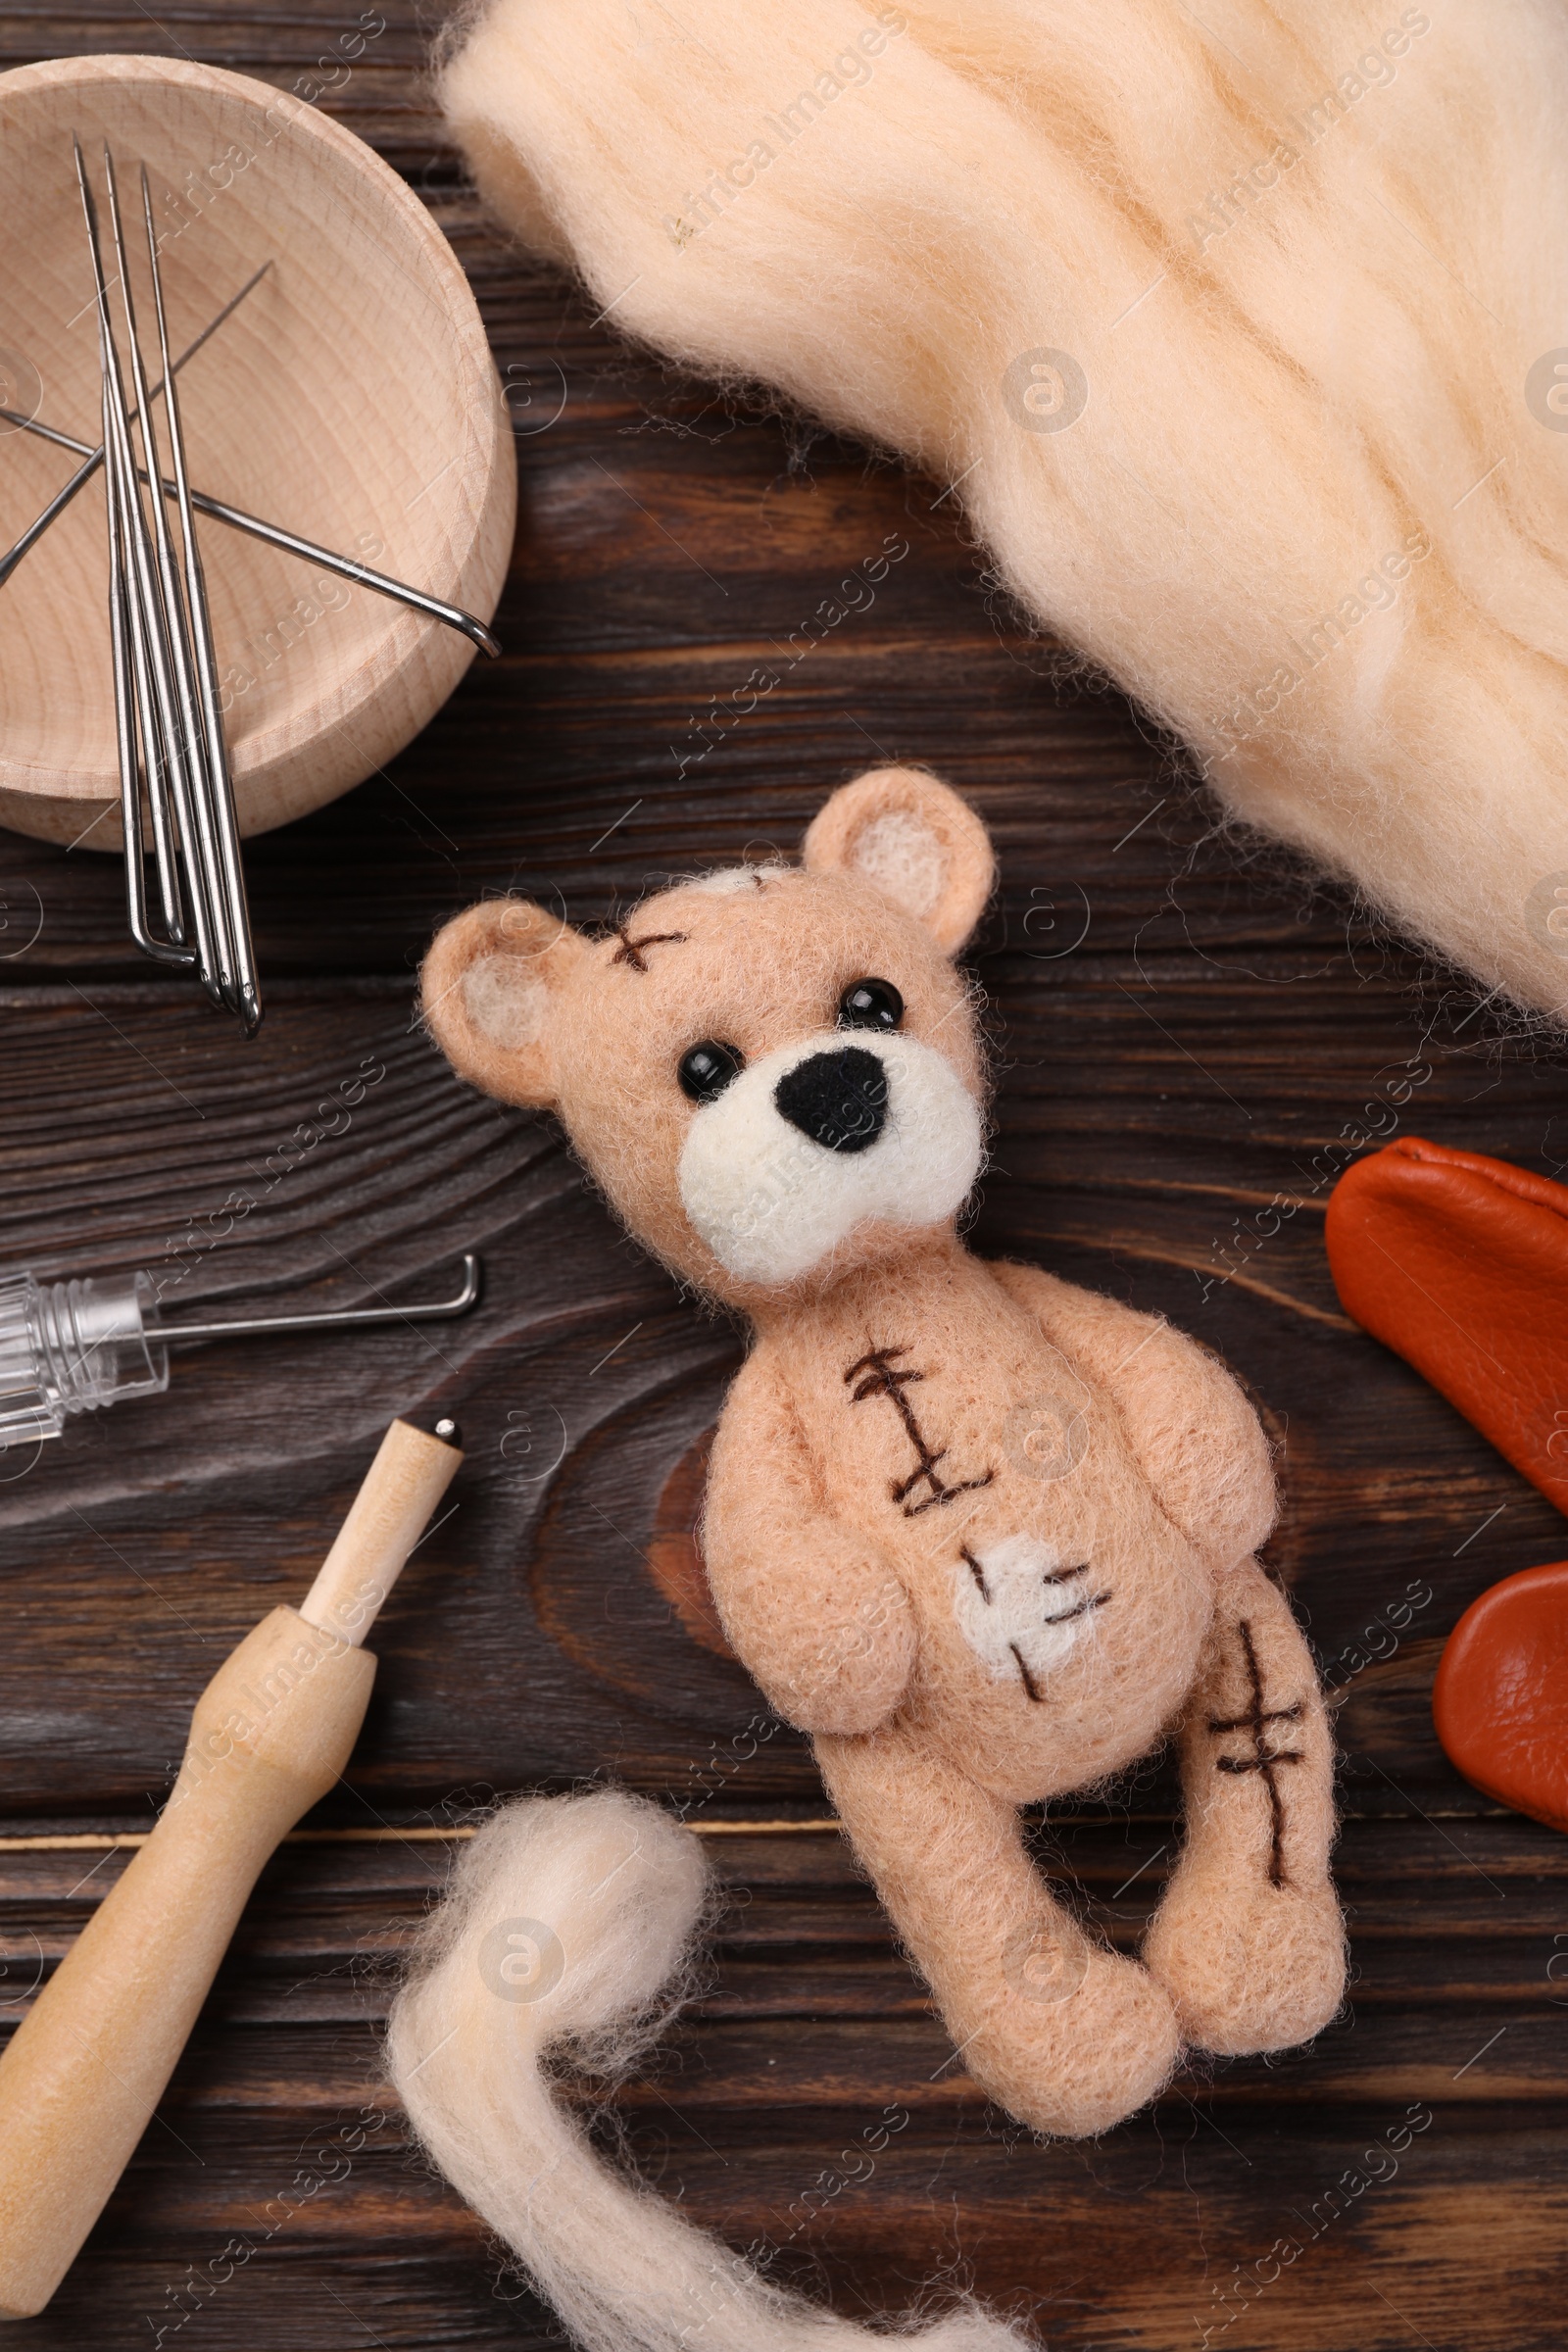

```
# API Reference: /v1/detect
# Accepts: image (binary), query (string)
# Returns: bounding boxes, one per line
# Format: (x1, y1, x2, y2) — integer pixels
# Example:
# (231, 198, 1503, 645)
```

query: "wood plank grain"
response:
(0, 1821, 1560, 2348)
(0, 1, 1565, 2345)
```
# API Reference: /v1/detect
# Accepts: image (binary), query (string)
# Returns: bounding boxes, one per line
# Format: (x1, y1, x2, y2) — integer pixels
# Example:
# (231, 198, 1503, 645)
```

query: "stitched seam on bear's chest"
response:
(844, 1344, 996, 1517)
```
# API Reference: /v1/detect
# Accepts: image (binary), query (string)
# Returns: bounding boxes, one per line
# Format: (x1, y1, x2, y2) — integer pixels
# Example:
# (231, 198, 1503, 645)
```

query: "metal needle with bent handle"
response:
(7, 405, 504, 659)
(0, 1416, 465, 2321)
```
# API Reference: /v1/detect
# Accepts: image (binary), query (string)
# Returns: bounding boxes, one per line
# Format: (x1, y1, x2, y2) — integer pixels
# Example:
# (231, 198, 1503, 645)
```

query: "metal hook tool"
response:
(0, 1253, 483, 1450)
(161, 1251, 482, 1342)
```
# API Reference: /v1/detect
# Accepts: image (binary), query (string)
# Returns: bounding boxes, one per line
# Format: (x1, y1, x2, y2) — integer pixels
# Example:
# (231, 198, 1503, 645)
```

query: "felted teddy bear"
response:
(421, 767, 1344, 2136)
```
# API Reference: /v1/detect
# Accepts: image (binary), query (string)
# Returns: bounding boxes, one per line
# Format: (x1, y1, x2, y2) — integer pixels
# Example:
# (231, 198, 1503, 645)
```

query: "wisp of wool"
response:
(439, 0, 1568, 1016)
(385, 1789, 1028, 2351)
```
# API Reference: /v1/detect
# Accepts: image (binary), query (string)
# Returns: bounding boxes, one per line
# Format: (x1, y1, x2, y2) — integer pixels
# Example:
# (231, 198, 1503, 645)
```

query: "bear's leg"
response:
(815, 1721, 1180, 2137)
(1143, 1560, 1345, 2054)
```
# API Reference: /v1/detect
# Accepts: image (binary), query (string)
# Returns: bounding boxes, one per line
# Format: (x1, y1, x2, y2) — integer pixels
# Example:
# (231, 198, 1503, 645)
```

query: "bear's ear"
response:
(802, 767, 995, 955)
(420, 899, 588, 1109)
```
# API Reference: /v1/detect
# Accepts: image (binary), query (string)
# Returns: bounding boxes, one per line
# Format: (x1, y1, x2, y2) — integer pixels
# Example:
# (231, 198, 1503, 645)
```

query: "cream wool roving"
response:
(439, 0, 1568, 1016)
(418, 767, 1345, 2158)
(385, 1788, 1030, 2351)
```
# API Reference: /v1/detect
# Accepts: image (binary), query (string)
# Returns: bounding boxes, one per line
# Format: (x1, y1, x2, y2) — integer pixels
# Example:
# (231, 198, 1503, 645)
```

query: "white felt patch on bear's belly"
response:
(952, 1533, 1109, 1699)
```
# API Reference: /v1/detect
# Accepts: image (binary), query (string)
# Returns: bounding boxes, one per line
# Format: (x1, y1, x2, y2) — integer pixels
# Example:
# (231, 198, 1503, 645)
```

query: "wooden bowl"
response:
(0, 54, 515, 848)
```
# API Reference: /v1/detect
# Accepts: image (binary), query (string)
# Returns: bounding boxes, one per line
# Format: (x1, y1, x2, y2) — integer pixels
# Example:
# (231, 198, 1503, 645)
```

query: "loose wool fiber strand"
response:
(441, 0, 1568, 1015)
(386, 1791, 1027, 2351)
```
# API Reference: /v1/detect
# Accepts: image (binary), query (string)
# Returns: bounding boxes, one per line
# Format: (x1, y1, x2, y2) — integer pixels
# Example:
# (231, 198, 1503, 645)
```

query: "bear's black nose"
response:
(774, 1047, 889, 1154)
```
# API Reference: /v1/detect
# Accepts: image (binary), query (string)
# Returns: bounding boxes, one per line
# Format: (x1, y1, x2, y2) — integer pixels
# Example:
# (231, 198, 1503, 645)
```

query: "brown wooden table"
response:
(1, 8, 1565, 2346)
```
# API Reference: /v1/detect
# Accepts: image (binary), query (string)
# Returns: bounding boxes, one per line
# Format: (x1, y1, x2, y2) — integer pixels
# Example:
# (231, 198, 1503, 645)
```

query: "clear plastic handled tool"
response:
(0, 1270, 167, 1444)
(0, 1255, 481, 1449)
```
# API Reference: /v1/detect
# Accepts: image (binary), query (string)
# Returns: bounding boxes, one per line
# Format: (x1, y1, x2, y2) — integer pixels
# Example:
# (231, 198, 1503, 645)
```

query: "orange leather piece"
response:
(1324, 1137, 1568, 1512)
(1434, 1561, 1568, 1832)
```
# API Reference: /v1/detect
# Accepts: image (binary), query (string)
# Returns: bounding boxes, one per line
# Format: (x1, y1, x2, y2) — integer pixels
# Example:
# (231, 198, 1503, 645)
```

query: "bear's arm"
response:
(702, 1353, 917, 1739)
(988, 1260, 1276, 1573)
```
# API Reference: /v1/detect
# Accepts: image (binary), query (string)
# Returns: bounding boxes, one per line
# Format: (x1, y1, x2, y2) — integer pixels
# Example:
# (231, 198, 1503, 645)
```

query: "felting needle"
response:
(78, 141, 206, 967)
(0, 261, 271, 592)
(106, 408, 189, 955)
(141, 162, 259, 1032)
(170, 487, 505, 661)
(103, 144, 236, 1007)
(74, 137, 223, 1003)
(103, 349, 189, 962)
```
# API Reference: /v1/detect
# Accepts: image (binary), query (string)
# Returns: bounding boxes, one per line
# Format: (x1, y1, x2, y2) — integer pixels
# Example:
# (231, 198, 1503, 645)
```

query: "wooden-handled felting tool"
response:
(0, 1415, 463, 2321)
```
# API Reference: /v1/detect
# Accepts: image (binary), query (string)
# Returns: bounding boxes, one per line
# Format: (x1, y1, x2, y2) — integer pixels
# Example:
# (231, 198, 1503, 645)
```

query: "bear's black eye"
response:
(678, 1041, 745, 1103)
(838, 978, 904, 1032)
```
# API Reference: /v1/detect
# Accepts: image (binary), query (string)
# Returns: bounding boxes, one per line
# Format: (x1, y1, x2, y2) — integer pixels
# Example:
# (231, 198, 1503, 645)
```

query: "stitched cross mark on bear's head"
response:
(610, 924, 689, 973)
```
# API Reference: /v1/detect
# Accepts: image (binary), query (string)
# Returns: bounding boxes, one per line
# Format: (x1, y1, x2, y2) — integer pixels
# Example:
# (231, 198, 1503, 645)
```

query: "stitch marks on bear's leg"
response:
(845, 1344, 995, 1515)
(1207, 1619, 1305, 1887)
